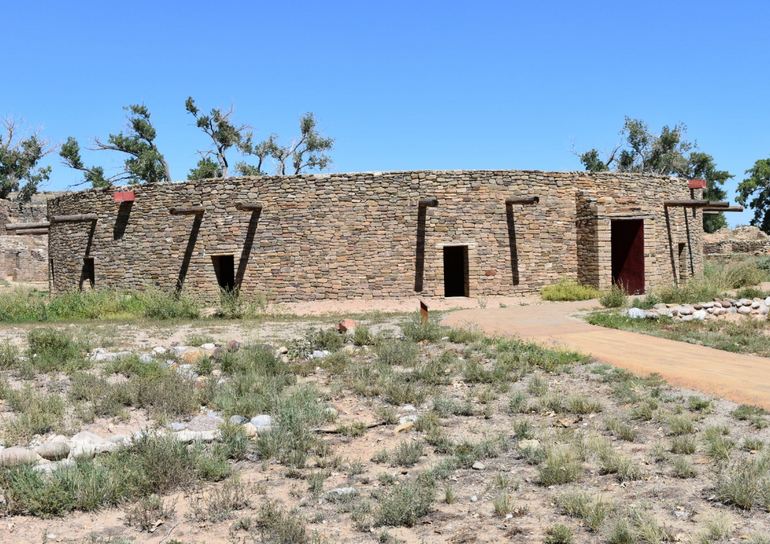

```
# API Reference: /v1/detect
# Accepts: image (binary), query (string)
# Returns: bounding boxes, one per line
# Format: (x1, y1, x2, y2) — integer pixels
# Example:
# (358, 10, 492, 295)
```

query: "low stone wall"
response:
(628, 296, 770, 321)
(0, 193, 59, 283)
(47, 170, 702, 302)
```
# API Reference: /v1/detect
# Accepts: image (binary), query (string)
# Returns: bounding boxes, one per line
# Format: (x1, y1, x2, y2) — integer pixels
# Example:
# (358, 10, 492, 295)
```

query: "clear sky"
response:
(3, 0, 769, 226)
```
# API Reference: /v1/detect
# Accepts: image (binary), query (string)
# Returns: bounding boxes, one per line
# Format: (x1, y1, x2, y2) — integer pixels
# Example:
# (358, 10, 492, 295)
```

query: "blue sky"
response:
(3, 0, 769, 226)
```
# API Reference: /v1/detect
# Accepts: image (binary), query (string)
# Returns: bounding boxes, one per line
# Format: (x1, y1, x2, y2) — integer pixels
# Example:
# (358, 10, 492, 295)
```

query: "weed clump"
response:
(541, 280, 599, 301)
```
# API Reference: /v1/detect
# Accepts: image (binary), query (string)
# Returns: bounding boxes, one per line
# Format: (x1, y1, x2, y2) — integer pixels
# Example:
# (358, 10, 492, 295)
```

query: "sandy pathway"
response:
(443, 300, 770, 409)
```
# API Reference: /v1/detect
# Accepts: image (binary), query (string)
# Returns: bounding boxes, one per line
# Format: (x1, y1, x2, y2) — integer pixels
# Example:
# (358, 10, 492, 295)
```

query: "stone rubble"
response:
(626, 296, 770, 321)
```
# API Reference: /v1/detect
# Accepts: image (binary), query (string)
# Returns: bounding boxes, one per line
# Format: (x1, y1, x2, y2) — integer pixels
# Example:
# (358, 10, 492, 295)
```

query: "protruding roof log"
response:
(419, 197, 438, 207)
(505, 196, 540, 205)
(169, 206, 205, 215)
(704, 206, 744, 213)
(51, 214, 98, 222)
(235, 202, 263, 211)
(664, 200, 729, 208)
(13, 228, 49, 235)
(4, 221, 50, 230)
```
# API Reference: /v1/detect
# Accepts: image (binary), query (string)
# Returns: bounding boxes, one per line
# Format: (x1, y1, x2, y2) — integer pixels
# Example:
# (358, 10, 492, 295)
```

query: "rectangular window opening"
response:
(443, 245, 469, 297)
(211, 254, 235, 292)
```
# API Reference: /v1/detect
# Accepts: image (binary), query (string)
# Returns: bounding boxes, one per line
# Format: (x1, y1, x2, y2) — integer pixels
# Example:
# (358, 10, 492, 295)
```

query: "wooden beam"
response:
(419, 197, 438, 207)
(14, 228, 49, 235)
(235, 202, 263, 211)
(51, 214, 98, 222)
(169, 206, 205, 215)
(4, 221, 50, 230)
(664, 200, 730, 208)
(704, 206, 744, 213)
(506, 196, 540, 205)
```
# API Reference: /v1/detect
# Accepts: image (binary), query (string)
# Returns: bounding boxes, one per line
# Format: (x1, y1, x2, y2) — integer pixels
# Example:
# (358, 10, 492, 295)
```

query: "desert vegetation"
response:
(0, 313, 766, 542)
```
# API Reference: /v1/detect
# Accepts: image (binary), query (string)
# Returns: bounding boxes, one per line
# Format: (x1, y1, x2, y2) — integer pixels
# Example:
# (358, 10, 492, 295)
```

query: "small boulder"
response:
(175, 429, 219, 443)
(627, 307, 647, 319)
(337, 319, 358, 333)
(518, 439, 540, 450)
(229, 415, 248, 425)
(738, 306, 753, 315)
(227, 339, 241, 353)
(326, 487, 358, 501)
(250, 414, 273, 432)
(152, 346, 167, 355)
(179, 348, 207, 364)
(242, 423, 258, 437)
(692, 309, 707, 321)
(310, 350, 330, 359)
(35, 436, 70, 461)
(0, 447, 42, 467)
(471, 461, 485, 470)
(678, 305, 693, 316)
(70, 431, 117, 459)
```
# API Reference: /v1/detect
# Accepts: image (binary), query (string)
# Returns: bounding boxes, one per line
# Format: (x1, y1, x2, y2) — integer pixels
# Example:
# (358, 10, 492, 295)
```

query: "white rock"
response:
(692, 309, 707, 321)
(738, 306, 753, 315)
(35, 435, 70, 461)
(174, 429, 220, 443)
(152, 346, 167, 355)
(471, 461, 485, 470)
(398, 414, 418, 425)
(679, 305, 693, 316)
(0, 447, 43, 467)
(765, 297, 770, 307)
(89, 348, 133, 362)
(200, 343, 216, 350)
(681, 315, 694, 322)
(310, 350, 330, 359)
(518, 439, 541, 450)
(739, 298, 752, 307)
(242, 423, 258, 437)
(627, 308, 647, 319)
(326, 487, 358, 500)
(69, 431, 117, 459)
(250, 414, 273, 432)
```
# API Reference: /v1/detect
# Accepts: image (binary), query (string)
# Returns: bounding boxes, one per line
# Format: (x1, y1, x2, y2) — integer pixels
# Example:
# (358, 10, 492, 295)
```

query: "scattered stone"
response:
(738, 298, 752, 307)
(398, 414, 418, 425)
(187, 412, 225, 432)
(326, 487, 358, 501)
(89, 348, 132, 362)
(138, 353, 154, 364)
(0, 447, 43, 467)
(227, 340, 241, 352)
(175, 429, 219, 443)
(242, 423, 258, 437)
(337, 319, 357, 333)
(692, 309, 707, 321)
(229, 415, 248, 425)
(69, 431, 118, 459)
(400, 404, 417, 413)
(678, 305, 693, 316)
(168, 422, 187, 432)
(152, 346, 167, 355)
(738, 306, 753, 315)
(200, 342, 216, 351)
(250, 414, 273, 432)
(470, 495, 478, 502)
(310, 350, 330, 359)
(471, 461, 485, 470)
(32, 457, 75, 474)
(35, 435, 70, 461)
(627, 307, 647, 319)
(277, 346, 289, 355)
(179, 347, 207, 364)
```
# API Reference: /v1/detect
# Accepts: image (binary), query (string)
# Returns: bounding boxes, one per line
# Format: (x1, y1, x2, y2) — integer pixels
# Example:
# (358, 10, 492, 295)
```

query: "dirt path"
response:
(443, 300, 770, 410)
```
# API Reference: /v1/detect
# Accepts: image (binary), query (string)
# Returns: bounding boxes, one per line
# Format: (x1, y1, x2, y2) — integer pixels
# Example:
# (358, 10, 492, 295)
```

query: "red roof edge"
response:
(688, 179, 707, 189)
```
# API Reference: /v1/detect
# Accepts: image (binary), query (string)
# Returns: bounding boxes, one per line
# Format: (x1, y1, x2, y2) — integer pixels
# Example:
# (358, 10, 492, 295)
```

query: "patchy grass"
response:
(587, 310, 770, 357)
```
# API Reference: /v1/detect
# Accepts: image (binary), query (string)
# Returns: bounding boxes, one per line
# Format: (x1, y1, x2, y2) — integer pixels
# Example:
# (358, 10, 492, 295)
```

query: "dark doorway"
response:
(611, 219, 645, 294)
(81, 257, 95, 290)
(443, 246, 469, 297)
(211, 255, 235, 292)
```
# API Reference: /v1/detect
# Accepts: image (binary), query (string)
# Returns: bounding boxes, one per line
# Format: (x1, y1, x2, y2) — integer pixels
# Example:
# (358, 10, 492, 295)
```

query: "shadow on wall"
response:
(113, 201, 133, 240)
(506, 203, 520, 286)
(175, 213, 204, 293)
(235, 208, 262, 289)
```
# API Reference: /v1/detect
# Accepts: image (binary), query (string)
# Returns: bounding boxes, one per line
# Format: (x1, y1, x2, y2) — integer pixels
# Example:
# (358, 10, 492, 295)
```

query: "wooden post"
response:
(419, 300, 429, 324)
(418, 197, 439, 207)
(505, 196, 540, 205)
(4, 221, 51, 230)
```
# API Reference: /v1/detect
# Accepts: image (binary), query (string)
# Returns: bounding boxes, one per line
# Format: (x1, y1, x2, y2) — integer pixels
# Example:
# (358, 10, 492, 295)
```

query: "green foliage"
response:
(61, 104, 169, 187)
(738, 157, 770, 234)
(373, 479, 434, 527)
(600, 285, 628, 308)
(269, 113, 334, 175)
(0, 118, 51, 201)
(0, 433, 230, 516)
(186, 97, 246, 179)
(537, 445, 582, 486)
(555, 490, 610, 532)
(714, 452, 770, 510)
(541, 279, 599, 301)
(580, 117, 731, 232)
(544, 524, 574, 544)
(376, 339, 419, 366)
(252, 501, 310, 543)
(401, 313, 446, 342)
(1, 386, 65, 444)
(26, 328, 89, 372)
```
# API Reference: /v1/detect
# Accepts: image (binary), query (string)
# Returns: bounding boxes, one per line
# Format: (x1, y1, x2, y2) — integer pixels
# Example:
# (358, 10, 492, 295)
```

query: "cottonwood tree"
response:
(0, 118, 51, 201)
(185, 97, 248, 179)
(737, 158, 770, 234)
(269, 113, 333, 175)
(581, 117, 731, 232)
(60, 104, 170, 187)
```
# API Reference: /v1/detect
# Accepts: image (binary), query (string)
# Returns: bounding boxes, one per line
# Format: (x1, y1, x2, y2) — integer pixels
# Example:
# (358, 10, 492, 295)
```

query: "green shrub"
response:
(376, 339, 419, 367)
(27, 328, 88, 372)
(544, 524, 574, 544)
(402, 314, 446, 343)
(141, 290, 200, 319)
(541, 280, 599, 301)
(253, 501, 309, 543)
(2, 386, 65, 444)
(352, 326, 373, 346)
(373, 479, 434, 527)
(600, 285, 628, 308)
(0, 342, 19, 370)
(538, 445, 582, 486)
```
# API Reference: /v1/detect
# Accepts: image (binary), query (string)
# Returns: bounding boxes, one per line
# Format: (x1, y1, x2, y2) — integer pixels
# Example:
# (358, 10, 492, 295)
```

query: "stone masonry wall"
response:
(47, 171, 702, 302)
(0, 194, 55, 283)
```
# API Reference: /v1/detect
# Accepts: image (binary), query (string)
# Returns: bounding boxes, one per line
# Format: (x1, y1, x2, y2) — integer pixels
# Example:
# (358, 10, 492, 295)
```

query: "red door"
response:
(611, 219, 645, 294)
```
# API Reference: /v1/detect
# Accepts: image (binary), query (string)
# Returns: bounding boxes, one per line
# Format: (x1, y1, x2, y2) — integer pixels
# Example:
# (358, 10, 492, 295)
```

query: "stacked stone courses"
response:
(47, 170, 703, 302)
